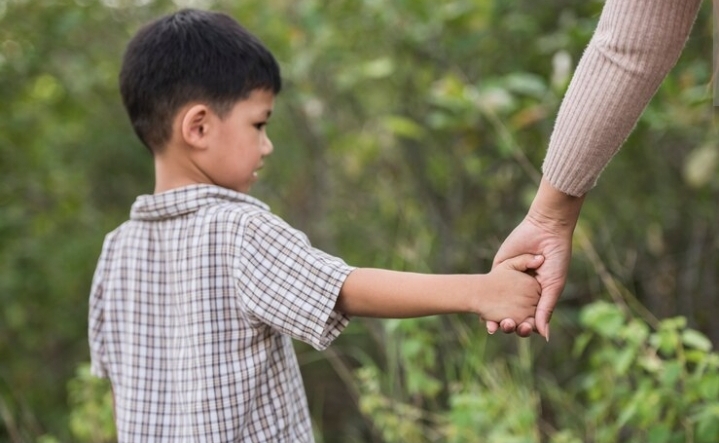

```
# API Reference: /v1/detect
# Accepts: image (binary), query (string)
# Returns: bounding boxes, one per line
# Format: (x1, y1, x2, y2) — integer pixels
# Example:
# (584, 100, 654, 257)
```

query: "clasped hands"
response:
(488, 178, 585, 340)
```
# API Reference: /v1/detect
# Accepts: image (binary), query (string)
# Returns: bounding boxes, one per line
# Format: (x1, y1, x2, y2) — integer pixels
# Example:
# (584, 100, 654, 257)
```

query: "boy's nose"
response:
(262, 135, 274, 156)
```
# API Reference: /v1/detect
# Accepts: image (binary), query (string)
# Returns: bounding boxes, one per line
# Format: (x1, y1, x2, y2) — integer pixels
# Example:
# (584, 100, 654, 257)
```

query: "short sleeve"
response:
(88, 237, 111, 378)
(234, 212, 355, 350)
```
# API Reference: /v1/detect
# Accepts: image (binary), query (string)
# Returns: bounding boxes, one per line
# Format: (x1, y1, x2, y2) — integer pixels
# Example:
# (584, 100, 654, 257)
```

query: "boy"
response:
(88, 8, 544, 443)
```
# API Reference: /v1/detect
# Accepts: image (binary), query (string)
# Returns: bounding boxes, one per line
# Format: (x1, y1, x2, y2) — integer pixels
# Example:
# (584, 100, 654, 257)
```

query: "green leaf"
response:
(572, 332, 592, 357)
(579, 301, 625, 338)
(614, 347, 636, 375)
(384, 115, 427, 140)
(699, 374, 719, 401)
(362, 57, 395, 79)
(503, 72, 547, 98)
(651, 328, 681, 357)
(660, 361, 683, 387)
(682, 329, 713, 352)
(692, 403, 719, 443)
(647, 423, 672, 443)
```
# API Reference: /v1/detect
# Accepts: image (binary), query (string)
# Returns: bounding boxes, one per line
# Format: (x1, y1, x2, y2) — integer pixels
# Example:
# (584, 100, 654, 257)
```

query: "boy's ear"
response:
(180, 104, 212, 150)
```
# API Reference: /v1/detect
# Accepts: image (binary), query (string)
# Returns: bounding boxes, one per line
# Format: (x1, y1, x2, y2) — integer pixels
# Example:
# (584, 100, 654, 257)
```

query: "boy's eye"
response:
(254, 122, 267, 130)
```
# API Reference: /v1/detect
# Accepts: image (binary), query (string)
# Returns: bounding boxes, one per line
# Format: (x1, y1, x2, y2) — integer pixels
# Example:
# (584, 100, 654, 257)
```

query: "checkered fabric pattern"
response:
(89, 184, 354, 442)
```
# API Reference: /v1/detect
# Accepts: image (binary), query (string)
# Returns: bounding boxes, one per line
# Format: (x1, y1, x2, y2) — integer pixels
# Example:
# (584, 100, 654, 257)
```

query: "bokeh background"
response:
(1, 0, 718, 442)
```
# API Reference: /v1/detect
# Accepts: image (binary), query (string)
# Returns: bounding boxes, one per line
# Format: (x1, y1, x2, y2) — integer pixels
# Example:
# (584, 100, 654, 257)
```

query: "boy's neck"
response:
(153, 145, 212, 194)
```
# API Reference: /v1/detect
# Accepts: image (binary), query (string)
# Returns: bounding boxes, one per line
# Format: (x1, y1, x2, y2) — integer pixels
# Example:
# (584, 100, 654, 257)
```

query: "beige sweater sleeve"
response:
(542, 0, 702, 196)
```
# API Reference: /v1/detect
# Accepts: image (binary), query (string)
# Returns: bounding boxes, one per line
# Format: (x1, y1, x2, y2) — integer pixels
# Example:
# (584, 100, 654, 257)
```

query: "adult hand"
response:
(488, 178, 585, 339)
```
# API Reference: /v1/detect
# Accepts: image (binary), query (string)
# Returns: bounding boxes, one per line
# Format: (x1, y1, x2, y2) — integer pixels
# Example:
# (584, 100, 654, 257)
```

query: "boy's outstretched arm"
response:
(335, 254, 543, 323)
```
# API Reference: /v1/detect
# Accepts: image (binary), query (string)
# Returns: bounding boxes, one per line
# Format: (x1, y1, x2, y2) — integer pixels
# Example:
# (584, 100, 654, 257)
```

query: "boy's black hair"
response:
(119, 9, 282, 152)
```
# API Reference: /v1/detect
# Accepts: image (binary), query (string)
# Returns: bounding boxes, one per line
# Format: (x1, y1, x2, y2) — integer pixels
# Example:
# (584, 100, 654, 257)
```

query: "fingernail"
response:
(545, 326, 550, 342)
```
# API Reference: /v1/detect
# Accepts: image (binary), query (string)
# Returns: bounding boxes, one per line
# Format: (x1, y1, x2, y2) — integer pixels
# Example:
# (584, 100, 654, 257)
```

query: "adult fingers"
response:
(534, 288, 559, 340)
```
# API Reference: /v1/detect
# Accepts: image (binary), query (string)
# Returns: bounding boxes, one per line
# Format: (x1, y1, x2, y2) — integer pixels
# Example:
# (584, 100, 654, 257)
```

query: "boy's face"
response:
(204, 89, 275, 193)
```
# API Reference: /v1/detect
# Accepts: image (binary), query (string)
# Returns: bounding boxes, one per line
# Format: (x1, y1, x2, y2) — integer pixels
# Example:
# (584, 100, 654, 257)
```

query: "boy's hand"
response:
(477, 254, 543, 324)
(488, 178, 584, 339)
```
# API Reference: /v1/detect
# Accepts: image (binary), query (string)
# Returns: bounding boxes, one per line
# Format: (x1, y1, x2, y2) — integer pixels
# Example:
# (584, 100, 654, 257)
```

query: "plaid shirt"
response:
(89, 185, 354, 443)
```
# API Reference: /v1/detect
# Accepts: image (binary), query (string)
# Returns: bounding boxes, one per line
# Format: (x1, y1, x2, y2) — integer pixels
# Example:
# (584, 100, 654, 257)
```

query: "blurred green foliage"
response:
(1, 0, 717, 442)
(354, 302, 719, 443)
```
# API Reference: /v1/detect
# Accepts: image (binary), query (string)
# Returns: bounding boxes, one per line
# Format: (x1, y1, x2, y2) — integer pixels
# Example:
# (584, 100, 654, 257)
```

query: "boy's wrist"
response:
(468, 274, 491, 318)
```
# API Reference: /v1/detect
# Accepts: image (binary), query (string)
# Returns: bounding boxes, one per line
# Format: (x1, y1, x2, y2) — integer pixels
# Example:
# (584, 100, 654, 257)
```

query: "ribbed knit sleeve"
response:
(542, 0, 702, 196)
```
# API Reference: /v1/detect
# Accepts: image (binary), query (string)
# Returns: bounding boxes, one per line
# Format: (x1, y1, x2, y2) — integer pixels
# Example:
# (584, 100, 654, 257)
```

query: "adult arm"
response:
(543, 0, 701, 196)
(335, 254, 544, 323)
(489, 0, 702, 338)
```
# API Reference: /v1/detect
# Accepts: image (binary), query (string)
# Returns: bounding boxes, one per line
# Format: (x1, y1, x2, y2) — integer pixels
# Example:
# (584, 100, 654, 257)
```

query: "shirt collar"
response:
(130, 184, 270, 221)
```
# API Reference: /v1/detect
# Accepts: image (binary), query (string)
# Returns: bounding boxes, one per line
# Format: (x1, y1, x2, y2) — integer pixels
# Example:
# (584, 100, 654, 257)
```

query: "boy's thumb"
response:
(504, 254, 544, 272)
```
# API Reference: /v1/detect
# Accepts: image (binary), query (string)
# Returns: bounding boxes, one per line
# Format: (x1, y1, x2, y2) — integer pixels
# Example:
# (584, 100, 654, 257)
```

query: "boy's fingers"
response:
(486, 320, 499, 334)
(504, 254, 544, 272)
(516, 318, 535, 337)
(487, 255, 544, 337)
(500, 319, 517, 333)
